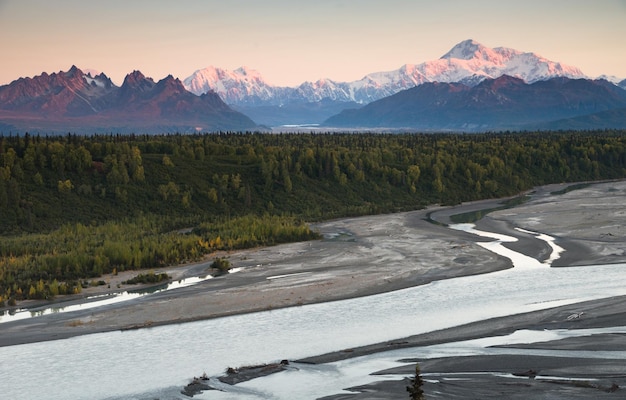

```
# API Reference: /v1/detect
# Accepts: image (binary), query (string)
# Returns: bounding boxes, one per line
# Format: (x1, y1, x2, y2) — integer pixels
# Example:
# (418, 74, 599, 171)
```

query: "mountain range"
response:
(0, 66, 257, 134)
(324, 75, 626, 131)
(1, 39, 625, 133)
(184, 39, 591, 105)
(183, 39, 625, 126)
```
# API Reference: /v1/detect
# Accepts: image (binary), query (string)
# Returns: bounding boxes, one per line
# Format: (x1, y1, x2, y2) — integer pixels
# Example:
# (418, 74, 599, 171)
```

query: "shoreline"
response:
(1, 180, 625, 353)
(299, 292, 626, 400)
(2, 180, 626, 399)
(299, 180, 626, 399)
(0, 198, 513, 348)
(298, 293, 626, 365)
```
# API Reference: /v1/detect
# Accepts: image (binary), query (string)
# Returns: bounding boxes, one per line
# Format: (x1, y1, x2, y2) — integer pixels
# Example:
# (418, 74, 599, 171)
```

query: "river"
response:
(1, 224, 625, 400)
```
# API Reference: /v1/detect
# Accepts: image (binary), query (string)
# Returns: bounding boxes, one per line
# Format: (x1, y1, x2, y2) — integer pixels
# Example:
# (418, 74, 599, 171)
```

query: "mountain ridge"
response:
(2, 40, 625, 132)
(181, 39, 606, 125)
(183, 39, 592, 107)
(323, 75, 626, 131)
(0, 67, 259, 133)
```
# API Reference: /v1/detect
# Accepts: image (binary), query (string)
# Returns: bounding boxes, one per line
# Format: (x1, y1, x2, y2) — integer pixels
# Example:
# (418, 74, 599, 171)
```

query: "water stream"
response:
(0, 224, 624, 400)
(196, 325, 626, 400)
(0, 269, 241, 324)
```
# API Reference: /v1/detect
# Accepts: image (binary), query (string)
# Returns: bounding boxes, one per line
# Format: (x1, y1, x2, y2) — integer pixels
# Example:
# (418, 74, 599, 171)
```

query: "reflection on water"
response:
(0, 267, 248, 324)
(451, 223, 565, 269)
(0, 274, 215, 324)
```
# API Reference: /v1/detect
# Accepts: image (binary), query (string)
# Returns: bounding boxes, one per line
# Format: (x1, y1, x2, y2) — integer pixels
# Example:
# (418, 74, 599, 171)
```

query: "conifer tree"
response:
(406, 364, 425, 400)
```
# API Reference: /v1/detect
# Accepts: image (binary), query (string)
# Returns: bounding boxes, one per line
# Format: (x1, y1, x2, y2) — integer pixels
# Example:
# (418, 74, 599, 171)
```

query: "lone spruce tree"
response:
(407, 364, 425, 400)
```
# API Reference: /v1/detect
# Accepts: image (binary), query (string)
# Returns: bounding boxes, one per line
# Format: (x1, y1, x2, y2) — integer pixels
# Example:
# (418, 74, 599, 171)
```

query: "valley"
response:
(2, 4, 625, 399)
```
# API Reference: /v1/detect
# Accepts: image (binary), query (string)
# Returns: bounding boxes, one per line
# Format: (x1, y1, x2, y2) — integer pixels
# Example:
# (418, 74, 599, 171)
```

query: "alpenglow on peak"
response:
(440, 39, 490, 60)
(183, 39, 589, 107)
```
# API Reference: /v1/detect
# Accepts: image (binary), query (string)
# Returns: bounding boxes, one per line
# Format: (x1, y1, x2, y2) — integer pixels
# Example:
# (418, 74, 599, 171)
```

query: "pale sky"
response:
(1, 0, 625, 87)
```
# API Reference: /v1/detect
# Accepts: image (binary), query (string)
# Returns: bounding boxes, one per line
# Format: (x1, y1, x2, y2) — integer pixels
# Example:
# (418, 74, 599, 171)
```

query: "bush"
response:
(123, 272, 170, 285)
(210, 257, 231, 275)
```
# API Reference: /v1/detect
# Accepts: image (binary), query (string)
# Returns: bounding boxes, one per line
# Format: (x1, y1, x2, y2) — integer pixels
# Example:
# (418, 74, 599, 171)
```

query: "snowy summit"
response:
(183, 39, 589, 106)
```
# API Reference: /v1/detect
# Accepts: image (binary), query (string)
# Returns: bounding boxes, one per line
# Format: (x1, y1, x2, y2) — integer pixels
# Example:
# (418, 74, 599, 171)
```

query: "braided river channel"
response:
(1, 222, 625, 399)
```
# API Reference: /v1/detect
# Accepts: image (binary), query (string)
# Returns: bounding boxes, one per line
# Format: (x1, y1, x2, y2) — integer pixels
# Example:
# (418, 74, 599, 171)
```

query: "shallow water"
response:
(199, 325, 626, 400)
(0, 274, 218, 324)
(0, 224, 624, 400)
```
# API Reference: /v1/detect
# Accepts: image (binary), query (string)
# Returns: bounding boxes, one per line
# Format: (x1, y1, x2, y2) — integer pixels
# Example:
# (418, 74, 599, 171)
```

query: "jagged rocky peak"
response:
(94, 72, 114, 88)
(159, 74, 178, 83)
(121, 70, 154, 91)
(64, 65, 83, 77)
(82, 70, 115, 90)
(155, 74, 187, 93)
(123, 70, 148, 84)
(0, 67, 260, 132)
(53, 65, 90, 88)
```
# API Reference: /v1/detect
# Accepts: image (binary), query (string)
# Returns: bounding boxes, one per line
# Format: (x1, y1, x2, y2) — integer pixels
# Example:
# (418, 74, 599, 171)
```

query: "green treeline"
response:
(1, 130, 625, 304)
(0, 214, 317, 304)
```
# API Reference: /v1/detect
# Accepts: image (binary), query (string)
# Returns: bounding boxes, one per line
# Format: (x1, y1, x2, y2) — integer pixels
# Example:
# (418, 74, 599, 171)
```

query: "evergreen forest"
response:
(1, 130, 625, 305)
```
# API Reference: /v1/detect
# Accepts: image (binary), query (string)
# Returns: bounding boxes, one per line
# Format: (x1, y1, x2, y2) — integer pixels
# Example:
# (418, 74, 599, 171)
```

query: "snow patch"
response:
(84, 75, 106, 88)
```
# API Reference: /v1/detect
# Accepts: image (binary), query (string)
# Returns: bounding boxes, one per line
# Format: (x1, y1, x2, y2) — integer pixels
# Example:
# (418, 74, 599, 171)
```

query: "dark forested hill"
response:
(2, 131, 625, 232)
(528, 107, 626, 130)
(324, 76, 626, 131)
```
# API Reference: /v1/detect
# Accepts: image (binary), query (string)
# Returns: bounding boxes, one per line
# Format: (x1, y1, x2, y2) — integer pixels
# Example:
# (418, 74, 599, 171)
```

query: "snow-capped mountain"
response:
(183, 39, 591, 108)
(433, 39, 586, 84)
(183, 66, 292, 106)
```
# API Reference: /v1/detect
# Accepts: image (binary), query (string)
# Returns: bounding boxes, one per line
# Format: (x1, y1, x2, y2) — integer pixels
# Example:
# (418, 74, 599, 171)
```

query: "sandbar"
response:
(1, 180, 626, 399)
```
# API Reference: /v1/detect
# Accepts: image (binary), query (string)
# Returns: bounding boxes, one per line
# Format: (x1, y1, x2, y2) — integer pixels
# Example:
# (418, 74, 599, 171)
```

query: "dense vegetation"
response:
(1, 130, 625, 305)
